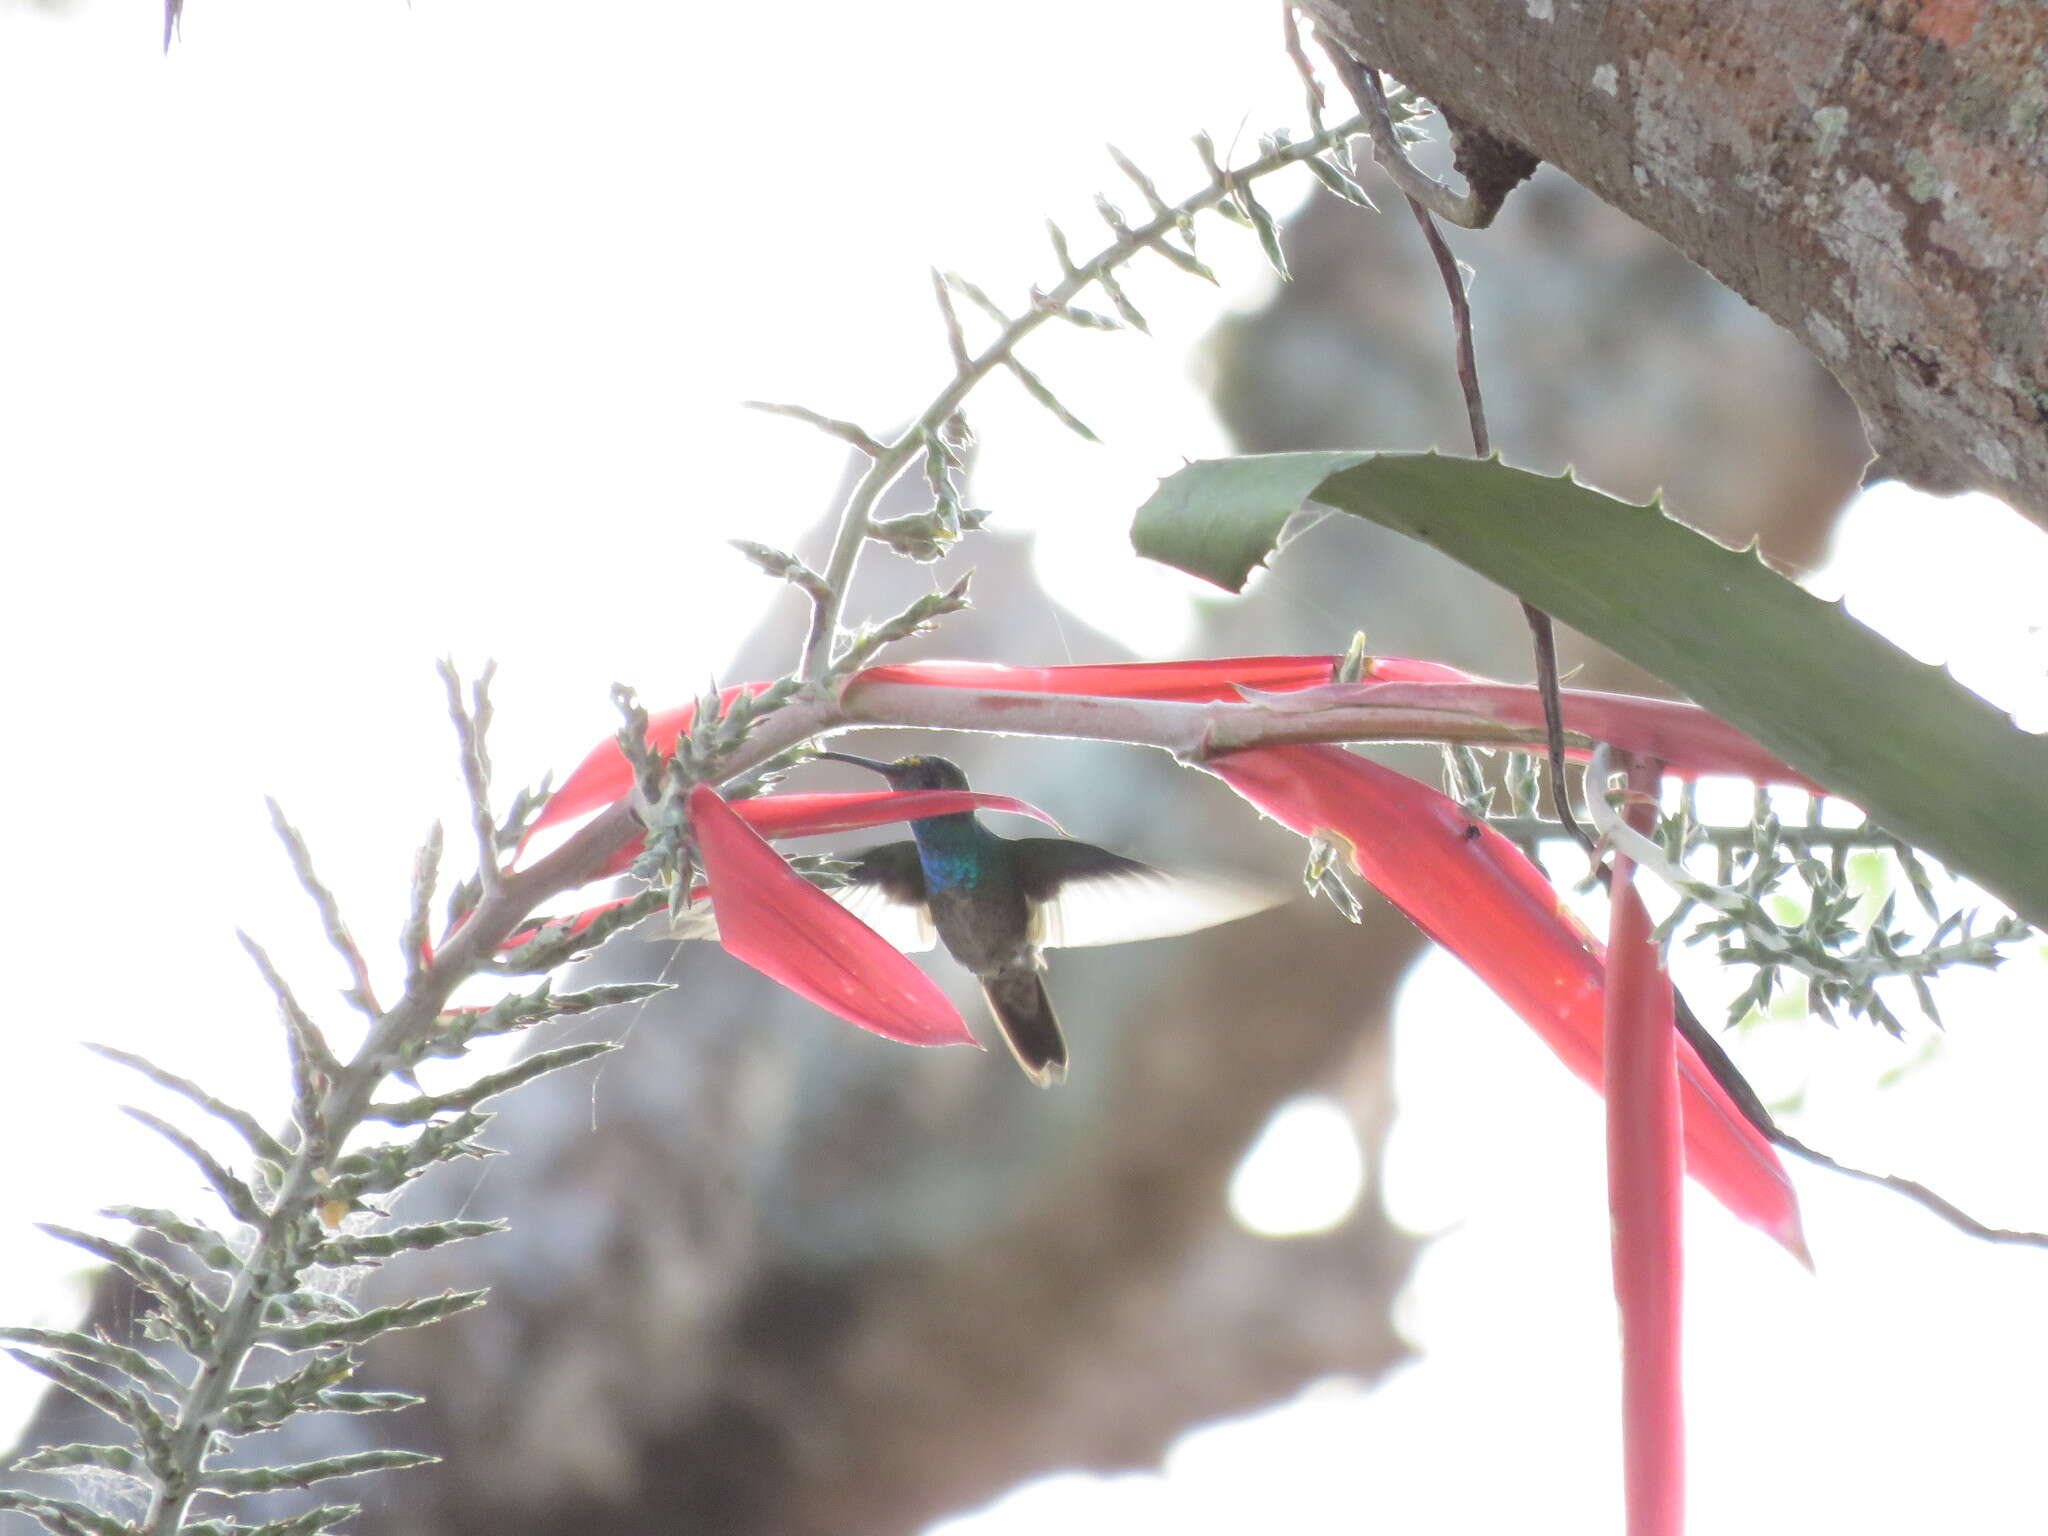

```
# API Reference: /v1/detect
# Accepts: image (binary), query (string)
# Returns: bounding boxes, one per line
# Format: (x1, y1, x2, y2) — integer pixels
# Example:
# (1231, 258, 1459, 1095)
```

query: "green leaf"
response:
(222, 1352, 356, 1433)
(1131, 451, 2048, 927)
(312, 1388, 424, 1414)
(319, 1114, 498, 1204)
(85, 1045, 290, 1166)
(257, 1289, 485, 1349)
(179, 1507, 362, 1536)
(36, 1224, 219, 1351)
(199, 1448, 438, 1493)
(315, 1217, 505, 1267)
(0, 1326, 184, 1396)
(0, 1490, 135, 1536)
(1239, 186, 1289, 278)
(363, 1042, 618, 1125)
(117, 1107, 266, 1226)
(101, 1205, 243, 1274)
(10, 1441, 148, 1478)
(1004, 356, 1098, 441)
(2, 1350, 162, 1438)
(402, 981, 670, 1064)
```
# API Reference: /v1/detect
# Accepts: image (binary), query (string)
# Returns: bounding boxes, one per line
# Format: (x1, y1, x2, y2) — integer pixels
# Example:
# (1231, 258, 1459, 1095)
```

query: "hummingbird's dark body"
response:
(817, 751, 1277, 1085)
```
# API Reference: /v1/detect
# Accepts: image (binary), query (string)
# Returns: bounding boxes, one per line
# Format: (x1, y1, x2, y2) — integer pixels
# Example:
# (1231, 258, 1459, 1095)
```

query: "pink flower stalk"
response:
(855, 652, 1473, 701)
(1245, 679, 1815, 787)
(1205, 743, 1805, 1257)
(687, 784, 976, 1048)
(1605, 765, 1687, 1536)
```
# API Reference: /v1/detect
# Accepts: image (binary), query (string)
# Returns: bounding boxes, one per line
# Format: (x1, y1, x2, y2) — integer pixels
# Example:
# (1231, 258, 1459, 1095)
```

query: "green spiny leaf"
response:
(0, 1490, 135, 1536)
(1144, 232, 1217, 283)
(930, 265, 972, 372)
(316, 1217, 505, 1267)
(3, 1349, 163, 1438)
(312, 1387, 424, 1415)
(99, 1205, 242, 1274)
(1090, 262, 1149, 335)
(36, 1224, 218, 1351)
(364, 1042, 618, 1125)
(226, 1505, 363, 1536)
(319, 1114, 497, 1204)
(943, 271, 1010, 330)
(0, 1326, 183, 1397)
(257, 1289, 486, 1350)
(403, 981, 670, 1064)
(222, 1352, 356, 1433)
(199, 1448, 439, 1494)
(402, 820, 443, 989)
(1305, 152, 1376, 208)
(1046, 219, 1080, 277)
(1131, 451, 2048, 928)
(86, 1045, 289, 1167)
(1033, 290, 1123, 331)
(117, 1107, 266, 1226)
(9, 1441, 147, 1478)
(1004, 356, 1098, 441)
(1240, 186, 1289, 277)
(1106, 144, 1171, 216)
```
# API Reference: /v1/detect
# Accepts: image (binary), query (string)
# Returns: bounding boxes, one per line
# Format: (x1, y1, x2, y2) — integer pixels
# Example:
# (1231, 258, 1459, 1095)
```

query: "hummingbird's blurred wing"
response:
(829, 840, 938, 953)
(1012, 838, 1286, 950)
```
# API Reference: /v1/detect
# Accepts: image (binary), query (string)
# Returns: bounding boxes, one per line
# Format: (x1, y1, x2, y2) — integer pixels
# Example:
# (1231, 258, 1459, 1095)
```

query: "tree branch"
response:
(1303, 0, 2048, 524)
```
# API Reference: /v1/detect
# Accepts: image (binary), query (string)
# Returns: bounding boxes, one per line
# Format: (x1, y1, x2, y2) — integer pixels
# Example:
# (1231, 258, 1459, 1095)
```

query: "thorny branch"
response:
(791, 111, 1371, 687)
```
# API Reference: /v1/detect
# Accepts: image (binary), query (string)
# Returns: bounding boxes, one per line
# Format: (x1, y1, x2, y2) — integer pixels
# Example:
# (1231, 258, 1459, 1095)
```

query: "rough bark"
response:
(1303, 0, 2048, 526)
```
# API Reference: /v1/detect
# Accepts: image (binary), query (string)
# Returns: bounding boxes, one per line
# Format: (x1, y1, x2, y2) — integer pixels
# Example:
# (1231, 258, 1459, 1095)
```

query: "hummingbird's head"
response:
(815, 750, 970, 791)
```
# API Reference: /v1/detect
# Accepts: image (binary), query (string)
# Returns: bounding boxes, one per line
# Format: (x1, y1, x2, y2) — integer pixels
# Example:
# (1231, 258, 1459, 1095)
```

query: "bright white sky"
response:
(4, 4, 2047, 1532)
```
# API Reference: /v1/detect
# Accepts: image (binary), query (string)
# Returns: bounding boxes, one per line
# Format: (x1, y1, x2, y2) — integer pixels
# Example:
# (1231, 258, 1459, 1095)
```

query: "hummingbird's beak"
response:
(813, 749, 897, 777)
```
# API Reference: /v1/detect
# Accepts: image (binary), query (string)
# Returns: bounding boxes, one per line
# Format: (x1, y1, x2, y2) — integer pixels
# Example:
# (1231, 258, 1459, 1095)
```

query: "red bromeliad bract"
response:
(1605, 774, 1688, 1536)
(687, 784, 976, 1049)
(1205, 742, 1806, 1258)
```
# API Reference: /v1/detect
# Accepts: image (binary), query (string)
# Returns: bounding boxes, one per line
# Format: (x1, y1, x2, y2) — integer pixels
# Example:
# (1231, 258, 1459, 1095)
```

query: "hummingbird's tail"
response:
(980, 967, 1067, 1088)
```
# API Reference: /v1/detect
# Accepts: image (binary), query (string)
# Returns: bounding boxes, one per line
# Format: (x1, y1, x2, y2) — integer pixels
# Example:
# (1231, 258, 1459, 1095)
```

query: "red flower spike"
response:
(854, 653, 1475, 703)
(1207, 744, 1806, 1256)
(688, 784, 976, 1048)
(534, 656, 1461, 862)
(1606, 770, 1687, 1536)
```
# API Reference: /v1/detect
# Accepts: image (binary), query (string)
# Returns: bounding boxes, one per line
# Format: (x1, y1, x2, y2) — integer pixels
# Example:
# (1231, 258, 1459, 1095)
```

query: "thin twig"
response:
(1325, 41, 1595, 864)
(1669, 995, 2048, 1249)
(1314, 30, 1496, 229)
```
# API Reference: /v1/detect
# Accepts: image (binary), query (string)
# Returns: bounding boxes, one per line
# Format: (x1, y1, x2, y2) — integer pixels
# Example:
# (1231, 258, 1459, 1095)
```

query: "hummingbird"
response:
(813, 750, 1280, 1086)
